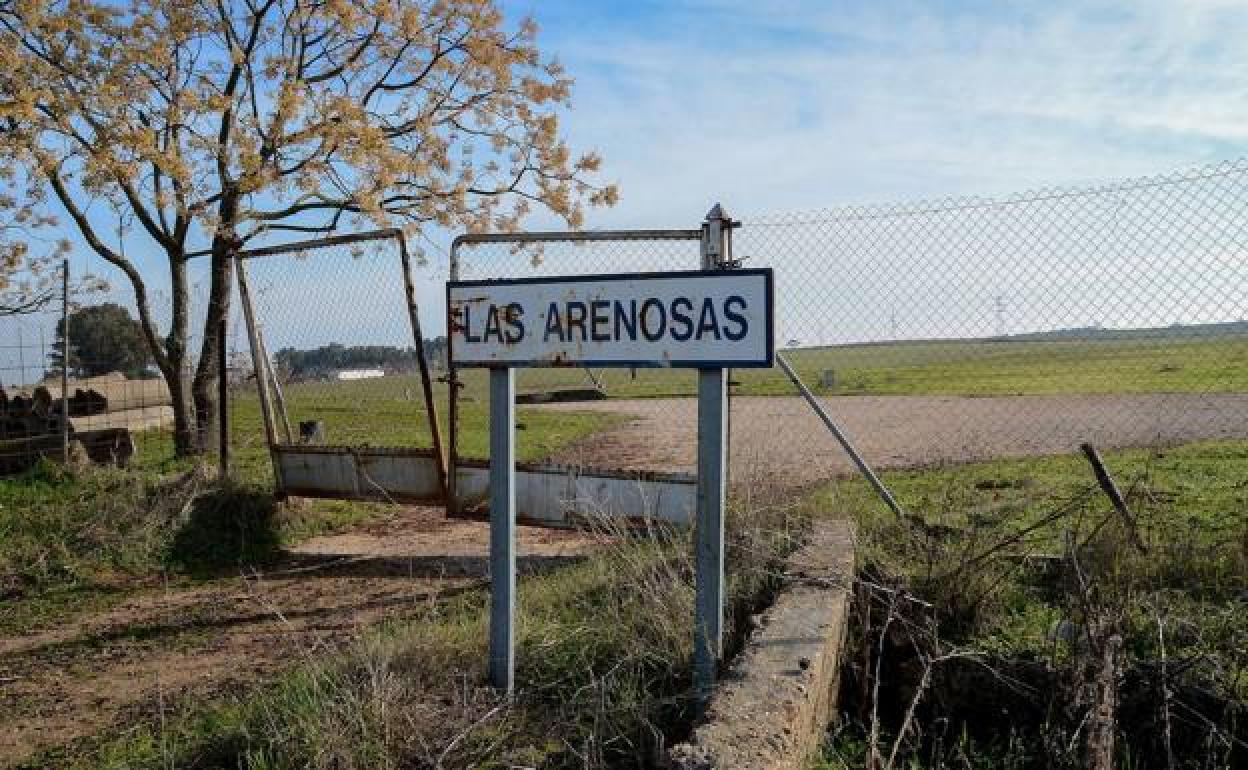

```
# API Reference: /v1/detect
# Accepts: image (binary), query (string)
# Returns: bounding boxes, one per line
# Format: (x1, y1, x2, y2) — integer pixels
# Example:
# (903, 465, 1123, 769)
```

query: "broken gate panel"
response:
(453, 460, 696, 528)
(236, 227, 704, 529)
(274, 444, 695, 527)
(233, 229, 448, 502)
(274, 444, 444, 504)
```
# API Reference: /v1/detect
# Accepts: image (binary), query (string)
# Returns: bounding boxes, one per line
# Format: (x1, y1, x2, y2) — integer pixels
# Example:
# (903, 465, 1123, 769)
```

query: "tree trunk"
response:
(165, 247, 199, 455)
(191, 235, 237, 453)
(166, 360, 197, 455)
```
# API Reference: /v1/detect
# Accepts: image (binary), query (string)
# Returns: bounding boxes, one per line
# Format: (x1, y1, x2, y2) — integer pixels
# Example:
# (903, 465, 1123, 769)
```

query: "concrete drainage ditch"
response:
(669, 519, 856, 770)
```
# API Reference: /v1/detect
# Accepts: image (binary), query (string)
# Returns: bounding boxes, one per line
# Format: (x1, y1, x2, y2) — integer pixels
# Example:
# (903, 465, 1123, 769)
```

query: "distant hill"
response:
(1009, 320, 1248, 341)
(791, 319, 1248, 351)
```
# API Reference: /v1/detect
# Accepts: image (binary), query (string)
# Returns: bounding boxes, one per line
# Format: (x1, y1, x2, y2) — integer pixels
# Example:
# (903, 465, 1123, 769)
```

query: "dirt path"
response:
(544, 393, 1248, 486)
(0, 507, 600, 767)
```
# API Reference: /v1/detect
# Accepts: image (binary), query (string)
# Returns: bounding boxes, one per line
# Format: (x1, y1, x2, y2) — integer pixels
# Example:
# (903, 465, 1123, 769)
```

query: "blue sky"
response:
(8, 0, 1248, 381)
(504, 0, 1247, 227)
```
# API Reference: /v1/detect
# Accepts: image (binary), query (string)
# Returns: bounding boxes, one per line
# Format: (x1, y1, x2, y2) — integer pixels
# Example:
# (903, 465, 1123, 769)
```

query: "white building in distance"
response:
(334, 368, 385, 381)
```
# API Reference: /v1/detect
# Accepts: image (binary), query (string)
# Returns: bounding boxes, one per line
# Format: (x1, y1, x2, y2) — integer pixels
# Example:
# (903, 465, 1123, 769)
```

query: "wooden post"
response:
(60, 258, 70, 464)
(217, 315, 229, 477)
(398, 235, 449, 499)
(257, 331, 292, 444)
(234, 258, 283, 488)
(1080, 443, 1146, 553)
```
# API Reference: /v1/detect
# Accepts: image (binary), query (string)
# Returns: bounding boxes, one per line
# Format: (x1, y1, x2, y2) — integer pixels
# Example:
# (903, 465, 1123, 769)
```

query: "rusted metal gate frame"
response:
(446, 228, 704, 518)
(233, 228, 448, 499)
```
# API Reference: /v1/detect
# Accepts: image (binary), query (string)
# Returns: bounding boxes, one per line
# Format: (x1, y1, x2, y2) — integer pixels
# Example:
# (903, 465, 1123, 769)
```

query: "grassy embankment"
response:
(811, 440, 1248, 769)
(23, 481, 811, 770)
(35, 438, 1245, 769)
(4, 332, 1245, 767)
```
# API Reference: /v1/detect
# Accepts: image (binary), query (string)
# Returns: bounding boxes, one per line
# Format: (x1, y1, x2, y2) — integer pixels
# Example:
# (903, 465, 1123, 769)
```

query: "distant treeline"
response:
(274, 339, 448, 379)
(794, 319, 1248, 351)
(1009, 319, 1248, 341)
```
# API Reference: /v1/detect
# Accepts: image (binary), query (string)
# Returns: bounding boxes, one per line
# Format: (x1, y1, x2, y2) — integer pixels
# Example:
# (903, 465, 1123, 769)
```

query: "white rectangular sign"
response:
(448, 269, 773, 368)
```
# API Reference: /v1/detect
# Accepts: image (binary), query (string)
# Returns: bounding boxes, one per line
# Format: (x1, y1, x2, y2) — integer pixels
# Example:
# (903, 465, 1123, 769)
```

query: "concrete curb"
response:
(668, 519, 856, 770)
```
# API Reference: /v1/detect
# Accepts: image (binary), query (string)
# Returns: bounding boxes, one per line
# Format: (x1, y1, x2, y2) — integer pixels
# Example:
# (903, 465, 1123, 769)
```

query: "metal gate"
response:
(233, 229, 447, 504)
(236, 213, 728, 528)
(444, 218, 732, 527)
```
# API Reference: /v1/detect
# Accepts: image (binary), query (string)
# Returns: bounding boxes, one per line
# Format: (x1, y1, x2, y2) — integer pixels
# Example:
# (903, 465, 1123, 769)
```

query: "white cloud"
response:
(524, 0, 1248, 228)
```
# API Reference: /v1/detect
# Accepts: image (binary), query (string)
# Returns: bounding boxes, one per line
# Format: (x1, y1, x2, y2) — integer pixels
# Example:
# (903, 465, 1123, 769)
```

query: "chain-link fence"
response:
(449, 161, 1248, 496)
(11, 159, 1247, 501)
(229, 231, 442, 469)
(729, 160, 1248, 492)
(1, 289, 181, 475)
(449, 232, 705, 466)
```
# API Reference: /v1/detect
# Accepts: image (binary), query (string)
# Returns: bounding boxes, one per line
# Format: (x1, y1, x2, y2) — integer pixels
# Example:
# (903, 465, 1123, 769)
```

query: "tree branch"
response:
(41, 159, 171, 373)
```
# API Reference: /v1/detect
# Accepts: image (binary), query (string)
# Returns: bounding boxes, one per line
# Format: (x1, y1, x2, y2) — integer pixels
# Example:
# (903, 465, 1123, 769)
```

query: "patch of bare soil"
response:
(0, 506, 600, 767)
(544, 393, 1248, 486)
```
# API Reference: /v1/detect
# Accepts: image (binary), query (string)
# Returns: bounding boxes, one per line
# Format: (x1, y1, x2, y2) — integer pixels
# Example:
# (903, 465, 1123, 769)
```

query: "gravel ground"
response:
(543, 393, 1248, 487)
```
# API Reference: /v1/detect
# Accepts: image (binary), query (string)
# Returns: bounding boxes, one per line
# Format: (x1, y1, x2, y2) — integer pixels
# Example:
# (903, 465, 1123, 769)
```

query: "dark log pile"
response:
(0, 372, 172, 475)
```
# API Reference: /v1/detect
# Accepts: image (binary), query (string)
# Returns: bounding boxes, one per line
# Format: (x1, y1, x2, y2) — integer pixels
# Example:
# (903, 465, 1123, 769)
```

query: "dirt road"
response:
(0, 508, 599, 767)
(544, 393, 1248, 486)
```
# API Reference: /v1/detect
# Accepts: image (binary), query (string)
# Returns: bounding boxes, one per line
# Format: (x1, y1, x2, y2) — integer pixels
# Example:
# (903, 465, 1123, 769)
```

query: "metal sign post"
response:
(447, 206, 768, 699)
(694, 365, 727, 699)
(695, 204, 732, 702)
(489, 366, 516, 692)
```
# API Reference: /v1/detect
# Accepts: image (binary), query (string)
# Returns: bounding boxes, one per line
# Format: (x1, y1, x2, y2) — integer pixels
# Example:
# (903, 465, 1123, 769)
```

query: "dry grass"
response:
(816, 441, 1248, 770)
(57, 471, 813, 770)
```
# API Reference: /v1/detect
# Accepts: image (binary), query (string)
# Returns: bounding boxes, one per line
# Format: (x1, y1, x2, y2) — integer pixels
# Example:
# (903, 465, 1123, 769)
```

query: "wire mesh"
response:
(13, 159, 1246, 495)
(731, 159, 1248, 490)
(451, 234, 703, 466)
(453, 161, 1248, 494)
(1, 301, 182, 474)
(234, 233, 439, 458)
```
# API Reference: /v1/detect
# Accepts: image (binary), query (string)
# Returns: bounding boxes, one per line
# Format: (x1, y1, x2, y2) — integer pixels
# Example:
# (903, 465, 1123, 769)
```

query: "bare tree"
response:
(0, 0, 617, 453)
(0, 190, 69, 316)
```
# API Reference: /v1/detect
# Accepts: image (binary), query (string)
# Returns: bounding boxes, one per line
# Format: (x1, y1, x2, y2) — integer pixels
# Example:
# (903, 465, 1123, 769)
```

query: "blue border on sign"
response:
(447, 268, 775, 369)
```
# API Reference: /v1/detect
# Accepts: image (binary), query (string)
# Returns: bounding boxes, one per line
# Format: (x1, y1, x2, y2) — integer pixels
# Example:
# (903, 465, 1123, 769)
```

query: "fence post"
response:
(397, 233, 448, 498)
(61, 258, 70, 464)
(217, 315, 229, 478)
(489, 365, 516, 694)
(447, 240, 462, 514)
(234, 257, 283, 489)
(694, 204, 731, 703)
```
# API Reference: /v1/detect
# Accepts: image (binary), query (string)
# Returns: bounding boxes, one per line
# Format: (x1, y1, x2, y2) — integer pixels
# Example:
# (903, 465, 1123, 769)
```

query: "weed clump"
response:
(818, 441, 1248, 770)
(0, 461, 284, 632)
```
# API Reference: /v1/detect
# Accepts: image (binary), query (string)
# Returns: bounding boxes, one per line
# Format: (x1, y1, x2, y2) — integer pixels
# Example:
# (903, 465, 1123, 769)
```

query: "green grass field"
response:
(214, 333, 1246, 469)
(446, 333, 1248, 399)
(225, 377, 621, 471)
(14, 328, 1240, 635)
(5, 329, 1245, 768)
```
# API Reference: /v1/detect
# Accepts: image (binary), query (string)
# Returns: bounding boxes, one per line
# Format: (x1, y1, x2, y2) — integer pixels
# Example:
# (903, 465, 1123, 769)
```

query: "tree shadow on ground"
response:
(167, 483, 283, 575)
